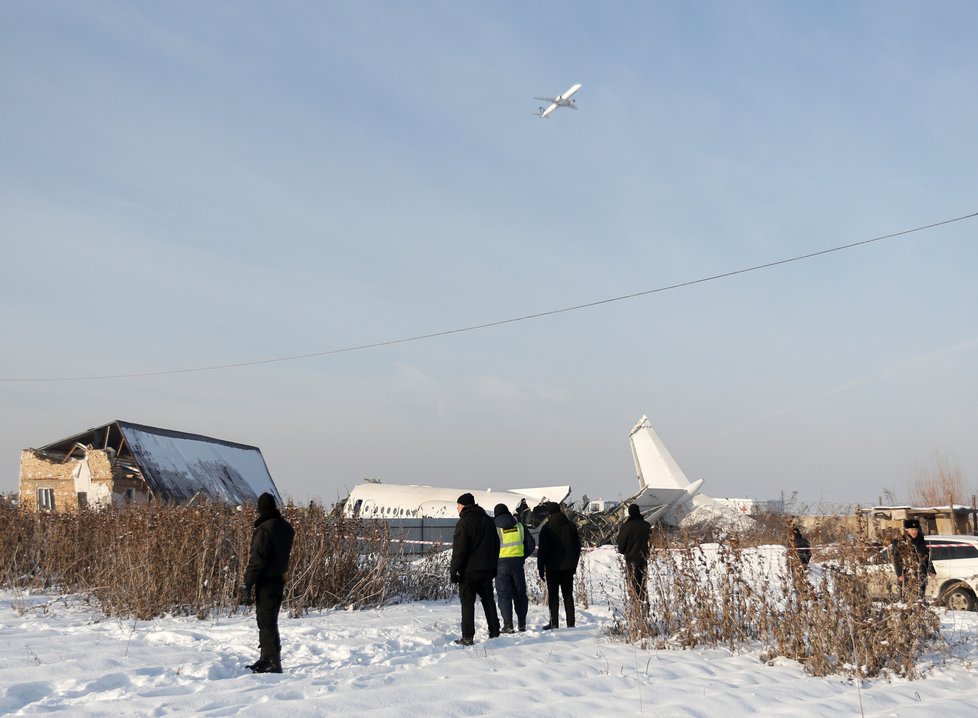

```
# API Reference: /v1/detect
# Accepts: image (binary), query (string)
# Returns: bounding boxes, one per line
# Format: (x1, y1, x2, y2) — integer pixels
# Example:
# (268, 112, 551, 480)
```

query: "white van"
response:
(874, 535, 978, 611)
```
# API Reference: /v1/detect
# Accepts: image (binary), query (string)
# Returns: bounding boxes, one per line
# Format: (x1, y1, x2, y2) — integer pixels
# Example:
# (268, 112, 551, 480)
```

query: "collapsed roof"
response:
(35, 420, 281, 505)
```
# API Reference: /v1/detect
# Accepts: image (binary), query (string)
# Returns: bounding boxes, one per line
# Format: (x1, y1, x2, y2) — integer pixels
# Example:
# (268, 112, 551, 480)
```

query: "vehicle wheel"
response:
(944, 587, 977, 612)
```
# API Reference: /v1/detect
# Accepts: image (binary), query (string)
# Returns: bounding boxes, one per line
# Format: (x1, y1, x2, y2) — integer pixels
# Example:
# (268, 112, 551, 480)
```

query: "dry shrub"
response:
(609, 526, 940, 680)
(0, 501, 448, 619)
(909, 450, 967, 507)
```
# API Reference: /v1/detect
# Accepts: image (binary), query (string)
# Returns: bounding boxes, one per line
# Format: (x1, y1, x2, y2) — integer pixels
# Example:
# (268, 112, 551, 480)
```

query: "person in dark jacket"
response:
(892, 518, 933, 600)
(450, 493, 501, 645)
(536, 501, 582, 629)
(242, 492, 295, 673)
(789, 525, 812, 568)
(494, 502, 536, 633)
(616, 504, 651, 608)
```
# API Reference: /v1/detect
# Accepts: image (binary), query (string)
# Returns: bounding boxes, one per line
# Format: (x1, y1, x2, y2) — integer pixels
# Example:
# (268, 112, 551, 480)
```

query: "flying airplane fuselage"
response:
(535, 83, 582, 118)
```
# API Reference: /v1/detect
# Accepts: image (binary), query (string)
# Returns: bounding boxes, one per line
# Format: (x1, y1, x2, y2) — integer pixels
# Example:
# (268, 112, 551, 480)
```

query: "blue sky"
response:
(2, 1, 976, 507)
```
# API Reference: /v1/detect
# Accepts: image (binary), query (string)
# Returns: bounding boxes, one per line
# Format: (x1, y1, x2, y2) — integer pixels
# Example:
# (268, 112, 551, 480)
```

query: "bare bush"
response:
(0, 501, 416, 619)
(608, 526, 940, 679)
(909, 450, 967, 507)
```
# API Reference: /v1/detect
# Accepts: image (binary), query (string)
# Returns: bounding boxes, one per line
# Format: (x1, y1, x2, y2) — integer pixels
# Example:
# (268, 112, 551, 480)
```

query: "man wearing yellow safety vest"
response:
(493, 503, 536, 633)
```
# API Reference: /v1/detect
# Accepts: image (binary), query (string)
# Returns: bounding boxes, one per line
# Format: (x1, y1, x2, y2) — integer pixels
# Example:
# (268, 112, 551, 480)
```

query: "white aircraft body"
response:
(534, 83, 582, 118)
(339, 415, 762, 541)
(628, 415, 763, 526)
(343, 482, 570, 520)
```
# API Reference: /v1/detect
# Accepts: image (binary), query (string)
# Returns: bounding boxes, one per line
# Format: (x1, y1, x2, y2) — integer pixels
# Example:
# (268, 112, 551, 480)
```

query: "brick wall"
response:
(19, 448, 122, 512)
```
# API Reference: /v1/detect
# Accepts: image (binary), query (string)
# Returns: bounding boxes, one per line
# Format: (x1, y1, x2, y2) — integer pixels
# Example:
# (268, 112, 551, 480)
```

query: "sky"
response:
(4, 547, 978, 715)
(2, 1, 977, 507)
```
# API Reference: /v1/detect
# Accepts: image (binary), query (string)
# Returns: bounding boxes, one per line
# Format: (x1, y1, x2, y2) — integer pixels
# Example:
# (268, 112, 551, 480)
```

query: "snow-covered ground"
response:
(2, 546, 978, 717)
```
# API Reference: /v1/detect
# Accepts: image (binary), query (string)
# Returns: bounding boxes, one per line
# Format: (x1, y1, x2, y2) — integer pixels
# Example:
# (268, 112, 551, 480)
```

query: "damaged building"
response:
(19, 420, 282, 512)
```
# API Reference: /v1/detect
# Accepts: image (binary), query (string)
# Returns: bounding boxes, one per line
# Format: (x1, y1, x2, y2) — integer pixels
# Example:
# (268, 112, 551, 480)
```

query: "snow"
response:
(2, 546, 978, 716)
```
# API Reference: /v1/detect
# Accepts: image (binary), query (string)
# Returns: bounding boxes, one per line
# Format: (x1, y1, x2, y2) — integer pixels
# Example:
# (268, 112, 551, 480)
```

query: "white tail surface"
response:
(627, 415, 707, 525)
(629, 415, 692, 492)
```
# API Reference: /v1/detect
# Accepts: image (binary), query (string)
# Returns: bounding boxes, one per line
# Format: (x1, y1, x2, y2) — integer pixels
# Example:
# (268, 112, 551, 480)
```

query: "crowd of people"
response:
(449, 493, 584, 644)
(237, 493, 934, 670)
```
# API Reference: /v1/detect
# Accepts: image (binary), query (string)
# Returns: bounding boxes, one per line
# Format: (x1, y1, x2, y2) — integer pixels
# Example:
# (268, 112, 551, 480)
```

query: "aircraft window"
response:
(352, 499, 362, 516)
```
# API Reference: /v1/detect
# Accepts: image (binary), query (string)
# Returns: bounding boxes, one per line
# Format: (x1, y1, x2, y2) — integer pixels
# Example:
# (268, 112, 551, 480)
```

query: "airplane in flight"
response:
(534, 83, 582, 118)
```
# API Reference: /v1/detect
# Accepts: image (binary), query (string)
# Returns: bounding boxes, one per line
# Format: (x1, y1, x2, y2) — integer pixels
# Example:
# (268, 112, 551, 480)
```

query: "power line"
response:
(4, 211, 976, 383)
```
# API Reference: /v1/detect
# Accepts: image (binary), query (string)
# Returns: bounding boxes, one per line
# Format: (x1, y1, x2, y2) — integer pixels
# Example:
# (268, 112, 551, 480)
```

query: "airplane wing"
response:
(534, 96, 557, 102)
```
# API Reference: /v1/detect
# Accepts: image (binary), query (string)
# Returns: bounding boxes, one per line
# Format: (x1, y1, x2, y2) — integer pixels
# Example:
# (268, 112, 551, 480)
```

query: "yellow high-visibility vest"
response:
(498, 524, 525, 558)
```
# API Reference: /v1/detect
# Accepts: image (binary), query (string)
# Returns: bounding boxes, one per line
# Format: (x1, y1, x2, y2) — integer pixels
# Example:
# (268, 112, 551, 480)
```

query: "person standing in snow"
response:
(241, 492, 295, 673)
(789, 524, 812, 568)
(493, 502, 535, 633)
(450, 493, 501, 645)
(536, 501, 582, 630)
(891, 518, 933, 601)
(616, 503, 651, 609)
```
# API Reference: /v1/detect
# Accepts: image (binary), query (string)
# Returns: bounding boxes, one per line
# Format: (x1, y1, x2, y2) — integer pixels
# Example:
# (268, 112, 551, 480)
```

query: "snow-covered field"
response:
(2, 546, 978, 717)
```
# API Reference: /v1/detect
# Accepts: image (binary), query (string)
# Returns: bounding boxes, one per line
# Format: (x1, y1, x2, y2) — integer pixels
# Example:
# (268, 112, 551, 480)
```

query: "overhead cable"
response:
(3, 211, 975, 383)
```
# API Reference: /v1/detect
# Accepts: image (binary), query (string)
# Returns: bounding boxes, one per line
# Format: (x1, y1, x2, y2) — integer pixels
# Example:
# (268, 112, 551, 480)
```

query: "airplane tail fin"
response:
(628, 415, 692, 493)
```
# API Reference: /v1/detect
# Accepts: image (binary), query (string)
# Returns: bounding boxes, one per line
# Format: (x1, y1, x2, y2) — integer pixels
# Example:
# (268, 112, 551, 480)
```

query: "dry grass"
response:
(0, 503, 945, 679)
(0, 501, 447, 619)
(604, 520, 941, 680)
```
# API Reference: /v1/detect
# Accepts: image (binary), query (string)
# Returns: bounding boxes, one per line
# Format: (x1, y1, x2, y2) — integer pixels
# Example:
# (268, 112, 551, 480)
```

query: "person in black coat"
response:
(790, 525, 812, 568)
(536, 501, 582, 629)
(242, 492, 295, 673)
(892, 518, 933, 600)
(616, 504, 651, 608)
(450, 493, 501, 645)
(494, 502, 536, 633)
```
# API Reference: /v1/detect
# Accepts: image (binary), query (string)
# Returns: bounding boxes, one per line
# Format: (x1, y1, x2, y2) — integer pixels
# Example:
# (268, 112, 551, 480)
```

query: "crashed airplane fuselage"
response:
(342, 482, 571, 521)
(338, 414, 761, 551)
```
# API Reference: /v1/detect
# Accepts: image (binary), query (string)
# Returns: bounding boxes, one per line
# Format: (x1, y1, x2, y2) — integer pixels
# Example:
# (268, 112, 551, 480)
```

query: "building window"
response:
(37, 488, 55, 511)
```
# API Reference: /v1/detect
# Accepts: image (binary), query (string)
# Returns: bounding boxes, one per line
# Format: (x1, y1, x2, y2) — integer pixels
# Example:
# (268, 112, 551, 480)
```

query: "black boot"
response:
(251, 656, 283, 674)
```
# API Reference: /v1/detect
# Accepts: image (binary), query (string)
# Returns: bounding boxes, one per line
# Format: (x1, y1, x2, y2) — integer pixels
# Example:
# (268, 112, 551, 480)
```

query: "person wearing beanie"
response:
(536, 502, 582, 629)
(242, 492, 295, 673)
(616, 503, 652, 609)
(892, 517, 933, 601)
(450, 494, 501, 645)
(493, 503, 535, 633)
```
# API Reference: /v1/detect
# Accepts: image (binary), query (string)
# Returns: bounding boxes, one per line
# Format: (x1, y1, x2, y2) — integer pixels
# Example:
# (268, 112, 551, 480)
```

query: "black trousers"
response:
(545, 570, 575, 627)
(255, 578, 285, 659)
(625, 560, 648, 607)
(459, 572, 500, 640)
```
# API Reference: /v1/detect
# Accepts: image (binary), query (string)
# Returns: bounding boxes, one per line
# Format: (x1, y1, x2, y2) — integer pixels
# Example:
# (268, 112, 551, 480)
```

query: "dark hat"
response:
(456, 492, 475, 507)
(257, 492, 277, 516)
(903, 518, 921, 529)
(494, 503, 510, 517)
(546, 501, 562, 514)
(628, 504, 642, 519)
